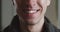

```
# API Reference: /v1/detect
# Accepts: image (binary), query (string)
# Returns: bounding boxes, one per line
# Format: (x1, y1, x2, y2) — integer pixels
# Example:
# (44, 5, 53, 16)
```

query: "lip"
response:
(22, 9, 40, 19)
(23, 9, 40, 14)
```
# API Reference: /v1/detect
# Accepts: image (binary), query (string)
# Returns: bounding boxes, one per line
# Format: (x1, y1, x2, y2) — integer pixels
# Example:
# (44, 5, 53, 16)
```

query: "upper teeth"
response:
(26, 11, 37, 13)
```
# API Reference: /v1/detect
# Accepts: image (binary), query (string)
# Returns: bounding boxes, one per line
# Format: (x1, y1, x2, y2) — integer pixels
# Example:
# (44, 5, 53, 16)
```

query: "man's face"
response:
(13, 0, 50, 25)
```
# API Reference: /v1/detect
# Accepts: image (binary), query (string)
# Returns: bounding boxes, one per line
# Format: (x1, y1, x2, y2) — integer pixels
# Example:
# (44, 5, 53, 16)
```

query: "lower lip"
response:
(24, 13, 35, 17)
(22, 11, 39, 19)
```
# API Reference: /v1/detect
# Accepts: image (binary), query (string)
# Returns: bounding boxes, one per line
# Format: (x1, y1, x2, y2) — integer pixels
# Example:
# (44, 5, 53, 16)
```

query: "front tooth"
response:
(27, 11, 36, 13)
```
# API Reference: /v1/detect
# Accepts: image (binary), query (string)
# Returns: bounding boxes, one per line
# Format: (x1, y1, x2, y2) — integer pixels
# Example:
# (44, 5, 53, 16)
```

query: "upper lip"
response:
(22, 8, 40, 11)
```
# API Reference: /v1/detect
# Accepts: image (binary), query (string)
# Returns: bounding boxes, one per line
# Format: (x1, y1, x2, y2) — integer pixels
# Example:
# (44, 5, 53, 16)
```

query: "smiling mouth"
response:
(23, 9, 40, 14)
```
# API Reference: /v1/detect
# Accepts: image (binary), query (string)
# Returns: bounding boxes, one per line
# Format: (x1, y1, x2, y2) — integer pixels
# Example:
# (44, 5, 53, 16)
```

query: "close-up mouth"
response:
(23, 9, 40, 14)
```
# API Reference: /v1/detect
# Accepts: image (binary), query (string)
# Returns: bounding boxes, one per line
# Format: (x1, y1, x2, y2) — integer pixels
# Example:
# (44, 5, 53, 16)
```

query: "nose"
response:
(23, 0, 37, 9)
(27, 0, 36, 7)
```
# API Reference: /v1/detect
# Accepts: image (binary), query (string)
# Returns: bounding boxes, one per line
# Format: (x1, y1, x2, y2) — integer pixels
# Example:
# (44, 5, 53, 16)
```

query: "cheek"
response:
(38, 0, 47, 7)
(38, 0, 47, 11)
(16, 9, 22, 15)
(14, 0, 22, 8)
(37, 0, 48, 15)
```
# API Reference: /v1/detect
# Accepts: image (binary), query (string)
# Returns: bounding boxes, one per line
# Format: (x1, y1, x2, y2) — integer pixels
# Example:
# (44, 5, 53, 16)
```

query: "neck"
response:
(19, 16, 44, 32)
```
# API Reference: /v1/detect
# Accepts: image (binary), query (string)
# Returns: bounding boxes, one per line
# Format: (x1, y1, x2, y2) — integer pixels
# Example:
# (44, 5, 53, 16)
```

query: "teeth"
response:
(26, 11, 37, 13)
(23, 9, 40, 14)
(29, 11, 37, 13)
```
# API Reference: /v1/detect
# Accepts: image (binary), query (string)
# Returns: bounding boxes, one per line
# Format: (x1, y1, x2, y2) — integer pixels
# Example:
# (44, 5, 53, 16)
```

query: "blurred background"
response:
(1, 0, 60, 30)
(0, 0, 1, 31)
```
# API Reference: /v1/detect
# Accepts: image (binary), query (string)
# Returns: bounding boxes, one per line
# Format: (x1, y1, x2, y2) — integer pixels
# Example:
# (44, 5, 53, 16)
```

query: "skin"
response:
(12, 0, 51, 32)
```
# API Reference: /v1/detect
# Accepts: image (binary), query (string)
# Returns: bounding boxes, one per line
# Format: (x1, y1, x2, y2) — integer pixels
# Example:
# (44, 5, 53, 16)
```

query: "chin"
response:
(22, 18, 40, 25)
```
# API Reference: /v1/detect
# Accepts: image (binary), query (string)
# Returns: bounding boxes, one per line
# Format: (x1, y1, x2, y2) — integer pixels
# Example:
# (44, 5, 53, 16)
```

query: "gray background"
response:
(58, 0, 60, 29)
(1, 0, 59, 30)
(0, 0, 1, 31)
